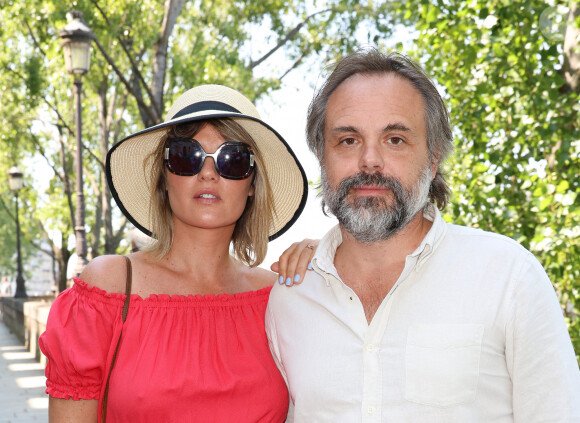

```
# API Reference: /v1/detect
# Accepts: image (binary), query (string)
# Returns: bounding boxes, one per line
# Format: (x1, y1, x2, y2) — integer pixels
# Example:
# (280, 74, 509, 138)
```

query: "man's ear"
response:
(431, 155, 440, 180)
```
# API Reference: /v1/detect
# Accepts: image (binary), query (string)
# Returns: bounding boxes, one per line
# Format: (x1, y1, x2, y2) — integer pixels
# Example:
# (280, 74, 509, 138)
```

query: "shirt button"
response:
(367, 406, 375, 415)
(365, 344, 376, 351)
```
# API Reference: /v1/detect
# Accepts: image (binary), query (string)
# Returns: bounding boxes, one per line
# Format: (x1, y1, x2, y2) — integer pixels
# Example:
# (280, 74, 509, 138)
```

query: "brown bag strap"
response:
(101, 256, 132, 423)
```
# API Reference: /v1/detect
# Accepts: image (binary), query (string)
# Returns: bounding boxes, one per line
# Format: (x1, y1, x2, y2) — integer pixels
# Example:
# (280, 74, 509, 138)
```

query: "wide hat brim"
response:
(106, 84, 308, 241)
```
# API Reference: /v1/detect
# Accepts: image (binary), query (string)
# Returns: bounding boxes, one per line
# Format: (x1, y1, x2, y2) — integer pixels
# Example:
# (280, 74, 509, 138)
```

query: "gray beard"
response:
(321, 167, 432, 243)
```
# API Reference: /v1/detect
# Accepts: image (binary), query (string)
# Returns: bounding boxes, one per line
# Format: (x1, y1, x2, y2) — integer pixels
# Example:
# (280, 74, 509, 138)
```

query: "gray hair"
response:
(306, 48, 454, 210)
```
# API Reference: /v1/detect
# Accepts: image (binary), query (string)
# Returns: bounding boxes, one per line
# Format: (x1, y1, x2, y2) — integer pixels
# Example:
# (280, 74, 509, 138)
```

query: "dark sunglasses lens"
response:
(168, 139, 203, 175)
(217, 144, 252, 179)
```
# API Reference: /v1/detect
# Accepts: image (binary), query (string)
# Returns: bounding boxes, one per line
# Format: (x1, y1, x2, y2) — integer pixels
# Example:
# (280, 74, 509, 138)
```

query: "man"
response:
(266, 49, 580, 422)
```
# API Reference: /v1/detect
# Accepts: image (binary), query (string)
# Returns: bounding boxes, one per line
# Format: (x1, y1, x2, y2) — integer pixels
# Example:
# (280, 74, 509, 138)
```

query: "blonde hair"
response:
(143, 118, 274, 267)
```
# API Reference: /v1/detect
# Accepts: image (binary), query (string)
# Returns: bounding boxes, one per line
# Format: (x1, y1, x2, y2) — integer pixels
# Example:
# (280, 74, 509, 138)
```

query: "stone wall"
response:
(0, 296, 54, 364)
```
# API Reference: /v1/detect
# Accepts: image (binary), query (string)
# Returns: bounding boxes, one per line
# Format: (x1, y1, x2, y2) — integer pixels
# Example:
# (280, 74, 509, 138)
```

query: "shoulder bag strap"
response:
(101, 256, 132, 423)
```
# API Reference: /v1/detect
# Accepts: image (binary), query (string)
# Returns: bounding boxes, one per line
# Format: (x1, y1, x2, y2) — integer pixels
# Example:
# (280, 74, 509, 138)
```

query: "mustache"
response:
(336, 172, 404, 202)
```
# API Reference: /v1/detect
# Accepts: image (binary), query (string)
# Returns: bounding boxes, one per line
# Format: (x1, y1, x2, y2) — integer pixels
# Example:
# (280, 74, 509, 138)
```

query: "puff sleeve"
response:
(39, 279, 126, 400)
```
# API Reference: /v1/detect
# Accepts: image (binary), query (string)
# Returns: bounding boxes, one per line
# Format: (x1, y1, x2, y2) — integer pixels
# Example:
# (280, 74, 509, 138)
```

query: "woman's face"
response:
(165, 123, 255, 234)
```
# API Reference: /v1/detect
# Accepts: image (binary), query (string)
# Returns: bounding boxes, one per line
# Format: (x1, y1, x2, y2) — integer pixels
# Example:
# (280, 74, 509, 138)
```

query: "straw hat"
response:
(106, 84, 308, 241)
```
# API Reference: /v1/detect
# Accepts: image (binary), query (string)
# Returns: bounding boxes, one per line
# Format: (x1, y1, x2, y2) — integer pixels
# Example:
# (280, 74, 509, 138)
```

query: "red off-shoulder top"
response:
(39, 278, 288, 422)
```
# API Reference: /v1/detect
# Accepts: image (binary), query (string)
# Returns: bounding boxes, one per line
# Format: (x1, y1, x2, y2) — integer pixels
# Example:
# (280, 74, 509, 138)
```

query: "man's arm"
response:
(507, 254, 580, 422)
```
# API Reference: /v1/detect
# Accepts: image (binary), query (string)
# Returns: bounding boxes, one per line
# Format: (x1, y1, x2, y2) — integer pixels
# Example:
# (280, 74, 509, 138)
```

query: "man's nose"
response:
(359, 142, 384, 172)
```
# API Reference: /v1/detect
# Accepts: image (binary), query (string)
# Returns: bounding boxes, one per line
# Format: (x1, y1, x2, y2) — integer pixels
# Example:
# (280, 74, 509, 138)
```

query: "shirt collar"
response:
(311, 225, 343, 281)
(312, 202, 447, 276)
(412, 203, 447, 269)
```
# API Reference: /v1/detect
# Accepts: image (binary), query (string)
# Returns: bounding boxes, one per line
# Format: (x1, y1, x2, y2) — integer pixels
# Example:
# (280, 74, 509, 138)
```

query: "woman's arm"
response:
(45, 255, 129, 423)
(49, 397, 98, 423)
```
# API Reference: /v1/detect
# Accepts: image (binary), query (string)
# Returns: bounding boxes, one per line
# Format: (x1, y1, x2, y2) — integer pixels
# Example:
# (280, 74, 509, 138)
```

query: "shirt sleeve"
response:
(507, 253, 580, 422)
(38, 281, 124, 400)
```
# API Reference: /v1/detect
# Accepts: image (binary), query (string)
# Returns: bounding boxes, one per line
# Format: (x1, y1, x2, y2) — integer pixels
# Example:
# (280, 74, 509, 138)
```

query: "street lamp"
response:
(59, 11, 94, 278)
(8, 166, 27, 298)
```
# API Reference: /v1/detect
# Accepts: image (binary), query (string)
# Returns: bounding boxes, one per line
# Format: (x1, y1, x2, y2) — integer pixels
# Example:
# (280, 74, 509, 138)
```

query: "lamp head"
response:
(8, 166, 24, 191)
(59, 10, 94, 75)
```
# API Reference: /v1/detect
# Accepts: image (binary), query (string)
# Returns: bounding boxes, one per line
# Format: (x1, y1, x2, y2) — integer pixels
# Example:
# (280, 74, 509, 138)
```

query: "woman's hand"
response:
(271, 239, 319, 287)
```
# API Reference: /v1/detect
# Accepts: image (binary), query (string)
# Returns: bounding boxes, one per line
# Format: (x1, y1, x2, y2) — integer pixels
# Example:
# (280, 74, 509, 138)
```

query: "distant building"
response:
(23, 243, 57, 296)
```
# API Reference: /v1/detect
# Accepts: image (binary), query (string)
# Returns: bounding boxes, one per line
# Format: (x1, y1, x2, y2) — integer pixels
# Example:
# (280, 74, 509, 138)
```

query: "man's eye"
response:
(387, 137, 404, 145)
(340, 138, 357, 145)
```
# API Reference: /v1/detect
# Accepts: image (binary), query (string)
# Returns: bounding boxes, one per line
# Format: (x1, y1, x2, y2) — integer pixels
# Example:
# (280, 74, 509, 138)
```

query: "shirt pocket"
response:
(405, 324, 484, 407)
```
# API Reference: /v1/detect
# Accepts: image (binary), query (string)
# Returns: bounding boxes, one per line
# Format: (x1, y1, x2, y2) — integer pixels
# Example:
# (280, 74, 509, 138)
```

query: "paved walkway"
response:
(0, 321, 48, 423)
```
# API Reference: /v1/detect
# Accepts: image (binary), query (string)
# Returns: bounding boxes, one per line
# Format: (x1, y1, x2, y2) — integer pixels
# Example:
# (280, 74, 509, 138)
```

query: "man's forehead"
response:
(329, 122, 412, 135)
(324, 74, 425, 136)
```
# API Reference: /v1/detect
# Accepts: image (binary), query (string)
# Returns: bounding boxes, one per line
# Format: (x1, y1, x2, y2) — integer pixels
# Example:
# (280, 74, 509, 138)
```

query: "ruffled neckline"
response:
(72, 277, 273, 304)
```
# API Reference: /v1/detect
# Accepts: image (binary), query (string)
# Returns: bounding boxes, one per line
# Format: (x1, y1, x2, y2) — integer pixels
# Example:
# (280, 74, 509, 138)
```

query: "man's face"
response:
(322, 73, 437, 242)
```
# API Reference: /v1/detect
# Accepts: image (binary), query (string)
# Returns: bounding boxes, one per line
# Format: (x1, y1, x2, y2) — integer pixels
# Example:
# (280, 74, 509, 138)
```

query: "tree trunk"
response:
(561, 3, 580, 94)
(151, 0, 185, 120)
(54, 233, 70, 293)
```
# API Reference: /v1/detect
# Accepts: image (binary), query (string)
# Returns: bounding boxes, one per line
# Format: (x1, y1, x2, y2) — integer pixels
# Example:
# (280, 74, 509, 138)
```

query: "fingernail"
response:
(293, 274, 300, 283)
(307, 262, 313, 270)
(285, 277, 292, 286)
(278, 275, 284, 284)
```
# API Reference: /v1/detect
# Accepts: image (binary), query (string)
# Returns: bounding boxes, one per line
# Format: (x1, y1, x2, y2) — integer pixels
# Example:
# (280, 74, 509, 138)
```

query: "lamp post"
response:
(8, 166, 27, 298)
(59, 11, 94, 277)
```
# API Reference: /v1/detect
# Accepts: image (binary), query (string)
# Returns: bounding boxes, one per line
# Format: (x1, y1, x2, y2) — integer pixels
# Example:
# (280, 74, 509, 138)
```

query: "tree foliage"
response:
(390, 0, 580, 359)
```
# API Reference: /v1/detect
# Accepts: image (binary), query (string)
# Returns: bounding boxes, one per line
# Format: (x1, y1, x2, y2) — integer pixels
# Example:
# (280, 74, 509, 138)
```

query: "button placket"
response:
(362, 322, 383, 422)
(360, 272, 411, 422)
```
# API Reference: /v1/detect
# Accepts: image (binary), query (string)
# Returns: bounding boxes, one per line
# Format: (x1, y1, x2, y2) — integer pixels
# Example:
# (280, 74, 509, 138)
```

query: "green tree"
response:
(391, 0, 580, 359)
(0, 0, 395, 291)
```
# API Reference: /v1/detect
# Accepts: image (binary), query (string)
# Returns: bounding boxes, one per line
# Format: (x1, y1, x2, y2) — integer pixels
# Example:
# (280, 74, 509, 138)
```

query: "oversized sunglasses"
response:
(164, 137, 255, 180)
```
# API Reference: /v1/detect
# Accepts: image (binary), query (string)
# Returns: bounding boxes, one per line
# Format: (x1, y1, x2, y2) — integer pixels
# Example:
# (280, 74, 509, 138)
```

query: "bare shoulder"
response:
(79, 254, 131, 295)
(247, 266, 277, 290)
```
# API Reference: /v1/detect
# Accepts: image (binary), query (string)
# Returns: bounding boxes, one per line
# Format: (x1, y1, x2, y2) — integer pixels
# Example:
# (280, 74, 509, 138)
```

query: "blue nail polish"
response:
(307, 262, 313, 270)
(285, 277, 292, 286)
(294, 274, 300, 283)
(278, 276, 284, 284)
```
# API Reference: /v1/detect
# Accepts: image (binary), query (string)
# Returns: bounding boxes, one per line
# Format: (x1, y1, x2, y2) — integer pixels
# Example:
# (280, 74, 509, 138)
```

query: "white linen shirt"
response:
(266, 205, 580, 422)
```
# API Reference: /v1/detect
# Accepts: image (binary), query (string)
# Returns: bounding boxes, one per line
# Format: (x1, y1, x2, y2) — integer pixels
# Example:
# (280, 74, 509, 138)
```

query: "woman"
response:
(39, 85, 311, 422)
